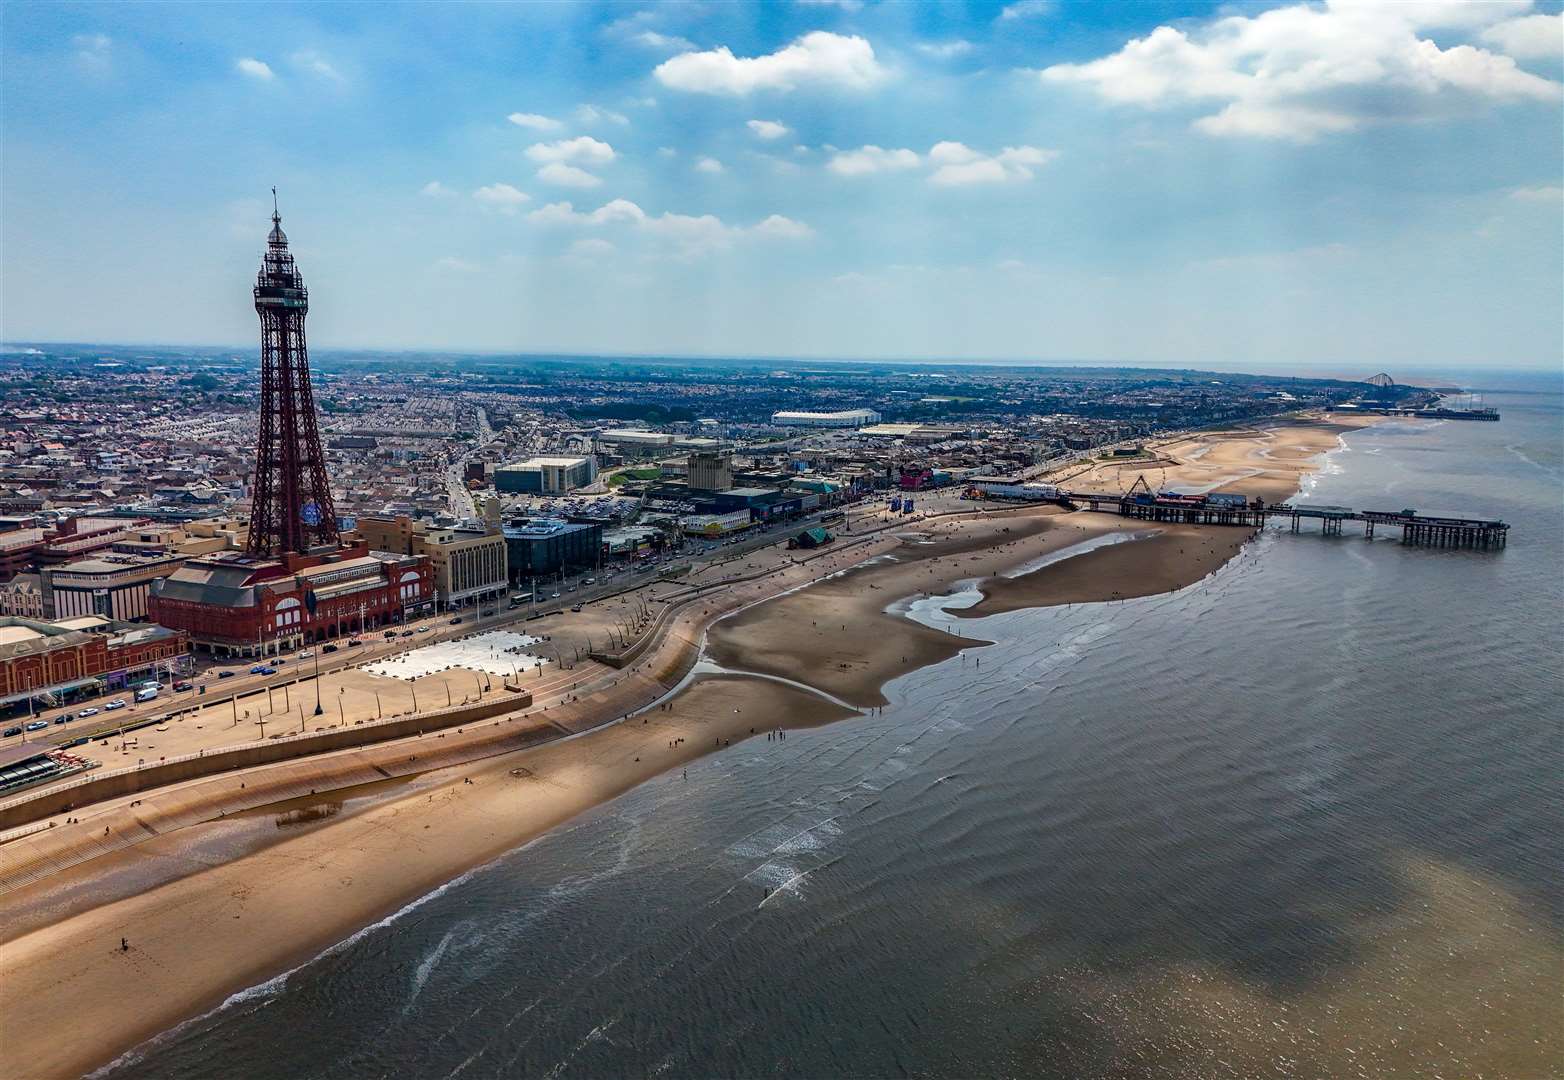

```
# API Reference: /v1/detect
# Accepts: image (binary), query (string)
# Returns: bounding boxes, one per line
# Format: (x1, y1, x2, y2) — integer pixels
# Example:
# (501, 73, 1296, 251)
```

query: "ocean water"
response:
(107, 387, 1562, 1079)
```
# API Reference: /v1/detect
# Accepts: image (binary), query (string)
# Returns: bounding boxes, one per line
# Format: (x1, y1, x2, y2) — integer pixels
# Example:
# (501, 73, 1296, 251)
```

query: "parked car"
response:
(2, 727, 20, 738)
(25, 720, 48, 732)
(570, 604, 583, 613)
(217, 670, 235, 679)
(78, 707, 100, 717)
(104, 699, 127, 711)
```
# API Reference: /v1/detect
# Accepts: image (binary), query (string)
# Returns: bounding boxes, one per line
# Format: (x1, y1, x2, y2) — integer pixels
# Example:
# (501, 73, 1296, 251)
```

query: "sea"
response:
(106, 380, 1562, 1079)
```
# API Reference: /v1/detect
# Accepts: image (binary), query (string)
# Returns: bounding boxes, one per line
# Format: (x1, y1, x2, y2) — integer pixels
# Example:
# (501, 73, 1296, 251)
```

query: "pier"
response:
(1064, 490, 1508, 549)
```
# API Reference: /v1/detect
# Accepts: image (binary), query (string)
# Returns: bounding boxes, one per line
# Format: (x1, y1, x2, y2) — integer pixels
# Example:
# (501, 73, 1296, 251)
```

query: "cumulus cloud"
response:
(525, 136, 616, 165)
(73, 33, 112, 70)
(537, 163, 602, 188)
(655, 31, 886, 95)
(633, 30, 696, 52)
(747, 119, 792, 140)
(751, 214, 814, 239)
(527, 198, 811, 254)
(1481, 13, 1564, 60)
(420, 181, 454, 197)
(828, 145, 921, 176)
(508, 112, 561, 131)
(292, 50, 343, 81)
(694, 156, 725, 174)
(1510, 184, 1563, 201)
(1039, 1, 1562, 142)
(915, 40, 975, 59)
(927, 142, 1057, 185)
(999, 0, 1052, 21)
(472, 183, 531, 213)
(236, 57, 275, 80)
(576, 104, 630, 126)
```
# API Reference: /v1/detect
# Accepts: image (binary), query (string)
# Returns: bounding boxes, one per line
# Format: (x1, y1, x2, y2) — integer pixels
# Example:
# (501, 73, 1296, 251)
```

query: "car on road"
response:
(449, 616, 463, 625)
(25, 720, 47, 732)
(104, 699, 127, 711)
(570, 604, 583, 612)
(298, 649, 314, 659)
(384, 630, 398, 639)
(173, 680, 192, 692)
(78, 707, 100, 717)
(54, 714, 71, 725)
(217, 670, 235, 679)
(250, 665, 268, 674)
(550, 591, 561, 599)
(258, 666, 277, 676)
(2, 727, 20, 738)
(416, 625, 431, 633)
(400, 630, 415, 638)
(346, 639, 362, 648)
(582, 577, 595, 585)
(323, 643, 339, 653)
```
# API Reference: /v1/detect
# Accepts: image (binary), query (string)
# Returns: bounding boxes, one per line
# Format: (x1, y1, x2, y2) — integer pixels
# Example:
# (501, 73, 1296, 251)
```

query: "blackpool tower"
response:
(246, 193, 340, 558)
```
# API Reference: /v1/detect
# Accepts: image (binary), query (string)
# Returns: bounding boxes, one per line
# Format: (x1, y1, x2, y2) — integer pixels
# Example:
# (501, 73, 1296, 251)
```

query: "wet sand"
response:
(0, 417, 1367, 1078)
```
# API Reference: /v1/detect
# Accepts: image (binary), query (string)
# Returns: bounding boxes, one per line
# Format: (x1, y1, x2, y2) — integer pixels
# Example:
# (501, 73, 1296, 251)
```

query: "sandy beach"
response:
(0, 416, 1364, 1079)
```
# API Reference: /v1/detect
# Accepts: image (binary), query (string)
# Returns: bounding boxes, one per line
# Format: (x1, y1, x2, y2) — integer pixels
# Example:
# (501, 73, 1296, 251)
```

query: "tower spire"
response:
(248, 201, 337, 559)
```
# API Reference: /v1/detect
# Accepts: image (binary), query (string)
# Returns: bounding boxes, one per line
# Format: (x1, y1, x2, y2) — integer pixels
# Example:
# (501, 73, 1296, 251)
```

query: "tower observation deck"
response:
(246, 194, 340, 558)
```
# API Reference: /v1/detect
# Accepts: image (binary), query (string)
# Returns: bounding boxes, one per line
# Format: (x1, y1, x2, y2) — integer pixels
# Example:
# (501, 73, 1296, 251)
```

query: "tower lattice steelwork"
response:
(246, 194, 340, 558)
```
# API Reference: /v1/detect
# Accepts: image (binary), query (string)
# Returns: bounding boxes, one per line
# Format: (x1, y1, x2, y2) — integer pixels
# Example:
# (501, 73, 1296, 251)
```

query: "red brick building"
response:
(148, 540, 433, 658)
(0, 616, 190, 711)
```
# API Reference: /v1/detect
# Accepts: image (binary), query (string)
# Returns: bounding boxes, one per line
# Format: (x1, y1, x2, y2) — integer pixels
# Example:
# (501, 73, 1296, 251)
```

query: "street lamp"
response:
(312, 645, 323, 717)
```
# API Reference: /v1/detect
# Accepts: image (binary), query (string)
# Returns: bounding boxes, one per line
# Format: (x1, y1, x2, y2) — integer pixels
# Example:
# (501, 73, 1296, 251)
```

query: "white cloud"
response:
(915, 40, 975, 59)
(747, 119, 792, 140)
(828, 145, 921, 176)
(576, 104, 630, 126)
(420, 181, 454, 197)
(236, 57, 275, 81)
(525, 136, 616, 165)
(508, 112, 561, 131)
(633, 30, 697, 52)
(537, 163, 603, 188)
(1040, 2, 1562, 142)
(433, 256, 479, 273)
(655, 31, 887, 95)
(695, 156, 726, 174)
(999, 0, 1052, 21)
(1510, 184, 1563, 201)
(929, 143, 1057, 185)
(997, 258, 1028, 271)
(657, 146, 678, 158)
(291, 50, 343, 81)
(472, 183, 531, 213)
(751, 214, 814, 239)
(797, 0, 864, 11)
(527, 198, 811, 254)
(73, 33, 112, 70)
(1481, 13, 1564, 60)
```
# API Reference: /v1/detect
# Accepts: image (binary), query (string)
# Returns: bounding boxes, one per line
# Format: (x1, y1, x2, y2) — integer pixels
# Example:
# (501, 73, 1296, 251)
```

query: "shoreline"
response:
(0, 416, 1371, 1080)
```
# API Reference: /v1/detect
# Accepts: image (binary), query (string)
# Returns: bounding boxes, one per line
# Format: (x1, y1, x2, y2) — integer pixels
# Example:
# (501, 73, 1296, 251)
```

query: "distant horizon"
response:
(5, 338, 1561, 391)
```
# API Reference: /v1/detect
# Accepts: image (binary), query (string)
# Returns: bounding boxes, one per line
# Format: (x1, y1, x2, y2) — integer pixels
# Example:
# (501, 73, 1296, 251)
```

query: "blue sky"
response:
(2, 0, 1560, 371)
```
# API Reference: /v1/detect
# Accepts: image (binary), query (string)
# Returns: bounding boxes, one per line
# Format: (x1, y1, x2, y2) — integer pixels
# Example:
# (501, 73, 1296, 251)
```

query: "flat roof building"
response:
(771, 409, 882, 428)
(495, 456, 596, 495)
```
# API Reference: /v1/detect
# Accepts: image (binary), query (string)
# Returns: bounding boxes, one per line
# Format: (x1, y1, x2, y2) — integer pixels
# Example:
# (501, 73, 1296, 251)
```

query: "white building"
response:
(771, 409, 882, 429)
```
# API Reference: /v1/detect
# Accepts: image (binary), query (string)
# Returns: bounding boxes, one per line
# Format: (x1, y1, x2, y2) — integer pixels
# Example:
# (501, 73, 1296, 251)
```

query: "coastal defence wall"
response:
(0, 692, 532, 833)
